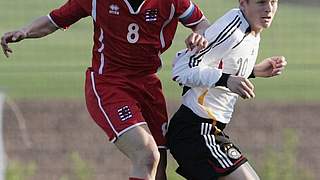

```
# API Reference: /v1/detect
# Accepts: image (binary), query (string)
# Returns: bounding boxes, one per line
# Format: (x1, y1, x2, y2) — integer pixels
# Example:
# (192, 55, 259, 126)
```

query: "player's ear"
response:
(239, 0, 246, 10)
(239, 0, 250, 11)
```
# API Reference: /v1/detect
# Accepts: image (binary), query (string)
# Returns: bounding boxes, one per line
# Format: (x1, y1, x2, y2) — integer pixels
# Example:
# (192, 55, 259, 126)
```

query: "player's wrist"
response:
(215, 73, 230, 87)
(248, 69, 256, 79)
(20, 28, 28, 39)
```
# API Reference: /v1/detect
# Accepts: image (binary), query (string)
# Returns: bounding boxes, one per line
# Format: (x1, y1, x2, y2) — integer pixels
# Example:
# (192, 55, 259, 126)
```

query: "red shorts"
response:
(85, 68, 168, 148)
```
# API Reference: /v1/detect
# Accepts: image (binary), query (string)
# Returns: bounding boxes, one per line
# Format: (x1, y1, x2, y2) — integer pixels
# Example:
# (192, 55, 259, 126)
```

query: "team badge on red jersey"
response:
(118, 106, 133, 121)
(145, 9, 158, 22)
(109, 4, 120, 15)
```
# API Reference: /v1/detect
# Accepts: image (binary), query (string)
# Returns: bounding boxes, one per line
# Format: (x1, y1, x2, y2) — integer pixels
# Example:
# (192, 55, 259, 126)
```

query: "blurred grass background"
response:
(0, 0, 319, 180)
(0, 0, 319, 101)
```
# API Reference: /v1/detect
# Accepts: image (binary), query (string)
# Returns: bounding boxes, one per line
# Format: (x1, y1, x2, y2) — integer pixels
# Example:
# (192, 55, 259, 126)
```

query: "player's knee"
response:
(141, 146, 160, 168)
(242, 163, 260, 180)
(134, 144, 160, 169)
(223, 162, 260, 180)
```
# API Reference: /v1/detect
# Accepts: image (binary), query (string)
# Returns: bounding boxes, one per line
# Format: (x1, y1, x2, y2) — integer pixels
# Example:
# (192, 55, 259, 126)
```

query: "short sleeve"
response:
(175, 0, 204, 27)
(48, 0, 89, 29)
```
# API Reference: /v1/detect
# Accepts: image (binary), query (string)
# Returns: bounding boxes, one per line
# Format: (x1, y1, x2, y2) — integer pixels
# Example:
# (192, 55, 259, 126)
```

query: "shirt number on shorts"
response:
(127, 23, 139, 44)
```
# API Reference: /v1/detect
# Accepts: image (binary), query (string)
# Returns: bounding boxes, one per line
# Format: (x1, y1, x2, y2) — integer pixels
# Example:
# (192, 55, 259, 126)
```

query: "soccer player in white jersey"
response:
(167, 0, 287, 179)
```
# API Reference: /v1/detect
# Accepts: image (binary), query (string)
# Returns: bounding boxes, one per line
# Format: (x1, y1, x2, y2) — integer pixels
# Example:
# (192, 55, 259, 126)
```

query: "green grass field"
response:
(0, 0, 319, 101)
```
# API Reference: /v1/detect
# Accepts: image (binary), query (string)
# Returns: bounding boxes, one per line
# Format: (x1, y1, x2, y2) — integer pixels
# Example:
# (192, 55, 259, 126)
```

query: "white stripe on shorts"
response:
(204, 134, 227, 168)
(90, 72, 119, 136)
(201, 123, 233, 168)
(208, 134, 233, 167)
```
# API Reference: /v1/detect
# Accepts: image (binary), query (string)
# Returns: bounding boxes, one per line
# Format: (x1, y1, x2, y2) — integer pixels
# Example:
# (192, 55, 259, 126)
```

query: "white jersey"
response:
(172, 8, 260, 124)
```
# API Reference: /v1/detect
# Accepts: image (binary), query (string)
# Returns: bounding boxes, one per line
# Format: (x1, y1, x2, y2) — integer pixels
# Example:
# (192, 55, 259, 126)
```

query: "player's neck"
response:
(127, 0, 145, 11)
(250, 28, 262, 37)
(240, 9, 263, 37)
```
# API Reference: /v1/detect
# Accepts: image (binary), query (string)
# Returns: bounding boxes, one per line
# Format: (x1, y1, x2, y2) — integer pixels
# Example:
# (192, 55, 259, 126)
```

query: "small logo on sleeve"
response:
(118, 106, 132, 121)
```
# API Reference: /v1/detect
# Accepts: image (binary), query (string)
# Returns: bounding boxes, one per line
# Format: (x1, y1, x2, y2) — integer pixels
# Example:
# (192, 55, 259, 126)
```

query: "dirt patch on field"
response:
(2, 99, 320, 180)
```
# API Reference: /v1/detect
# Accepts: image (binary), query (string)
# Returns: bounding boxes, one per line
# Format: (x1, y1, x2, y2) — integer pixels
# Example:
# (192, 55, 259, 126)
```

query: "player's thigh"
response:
(219, 162, 260, 180)
(85, 69, 148, 142)
(115, 124, 159, 160)
(140, 74, 168, 148)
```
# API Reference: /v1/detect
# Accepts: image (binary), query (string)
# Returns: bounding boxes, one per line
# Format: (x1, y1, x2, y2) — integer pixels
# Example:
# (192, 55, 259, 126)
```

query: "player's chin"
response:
(261, 22, 272, 29)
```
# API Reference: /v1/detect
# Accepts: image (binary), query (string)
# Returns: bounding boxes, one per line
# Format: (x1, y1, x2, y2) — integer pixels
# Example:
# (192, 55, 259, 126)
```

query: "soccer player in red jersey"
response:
(1, 0, 209, 179)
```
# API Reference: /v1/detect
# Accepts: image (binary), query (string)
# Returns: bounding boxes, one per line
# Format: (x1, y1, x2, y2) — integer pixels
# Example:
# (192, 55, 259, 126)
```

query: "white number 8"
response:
(127, 23, 139, 44)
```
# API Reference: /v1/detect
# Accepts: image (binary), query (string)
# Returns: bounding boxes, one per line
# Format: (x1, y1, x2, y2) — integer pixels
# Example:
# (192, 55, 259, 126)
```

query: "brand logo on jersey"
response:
(145, 9, 158, 22)
(109, 4, 120, 15)
(251, 48, 255, 55)
(118, 106, 132, 121)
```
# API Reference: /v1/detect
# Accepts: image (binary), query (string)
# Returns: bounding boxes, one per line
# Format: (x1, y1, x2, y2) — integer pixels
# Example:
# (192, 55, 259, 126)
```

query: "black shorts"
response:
(166, 105, 247, 180)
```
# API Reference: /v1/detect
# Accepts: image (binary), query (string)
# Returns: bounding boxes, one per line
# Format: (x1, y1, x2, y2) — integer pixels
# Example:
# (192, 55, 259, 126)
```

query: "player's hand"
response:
(185, 32, 208, 52)
(253, 56, 287, 78)
(227, 75, 255, 99)
(1, 30, 27, 58)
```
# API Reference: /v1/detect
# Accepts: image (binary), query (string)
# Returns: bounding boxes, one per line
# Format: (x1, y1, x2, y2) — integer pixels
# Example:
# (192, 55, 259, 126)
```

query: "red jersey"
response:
(49, 0, 204, 76)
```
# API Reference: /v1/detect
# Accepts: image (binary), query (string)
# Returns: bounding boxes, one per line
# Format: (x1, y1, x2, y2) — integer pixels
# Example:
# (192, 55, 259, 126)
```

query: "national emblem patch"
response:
(118, 105, 132, 121)
(145, 9, 158, 22)
(227, 147, 241, 160)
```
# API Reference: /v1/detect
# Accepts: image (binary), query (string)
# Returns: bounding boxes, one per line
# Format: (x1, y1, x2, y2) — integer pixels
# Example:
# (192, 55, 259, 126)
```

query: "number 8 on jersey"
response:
(127, 23, 139, 44)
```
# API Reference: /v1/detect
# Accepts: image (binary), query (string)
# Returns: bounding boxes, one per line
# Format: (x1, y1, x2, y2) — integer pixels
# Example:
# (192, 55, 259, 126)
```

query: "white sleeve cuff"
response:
(47, 14, 60, 28)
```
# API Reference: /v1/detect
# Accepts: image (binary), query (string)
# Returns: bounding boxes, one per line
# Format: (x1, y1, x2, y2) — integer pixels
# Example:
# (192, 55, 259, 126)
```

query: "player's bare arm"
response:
(185, 18, 210, 51)
(226, 56, 287, 99)
(1, 16, 58, 58)
(191, 17, 210, 35)
(253, 56, 287, 77)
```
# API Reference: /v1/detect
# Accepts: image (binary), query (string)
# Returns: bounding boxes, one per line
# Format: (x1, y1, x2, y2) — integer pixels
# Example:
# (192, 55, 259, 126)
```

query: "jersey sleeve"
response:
(172, 9, 250, 88)
(48, 0, 89, 30)
(202, 10, 249, 59)
(175, 0, 204, 27)
(172, 49, 223, 88)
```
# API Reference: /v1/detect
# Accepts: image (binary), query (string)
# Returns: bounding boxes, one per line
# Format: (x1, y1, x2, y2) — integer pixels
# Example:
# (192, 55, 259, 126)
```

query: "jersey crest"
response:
(145, 8, 158, 22)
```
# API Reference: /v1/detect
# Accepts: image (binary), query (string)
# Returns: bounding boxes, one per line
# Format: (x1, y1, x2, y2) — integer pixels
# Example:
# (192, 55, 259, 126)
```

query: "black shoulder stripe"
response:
(191, 20, 241, 68)
(188, 15, 241, 68)
(195, 16, 240, 59)
(182, 86, 191, 96)
(201, 21, 241, 60)
(232, 34, 247, 49)
(189, 19, 241, 68)
(232, 27, 250, 49)
(215, 17, 241, 45)
(214, 21, 242, 48)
